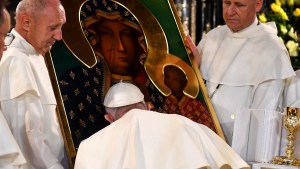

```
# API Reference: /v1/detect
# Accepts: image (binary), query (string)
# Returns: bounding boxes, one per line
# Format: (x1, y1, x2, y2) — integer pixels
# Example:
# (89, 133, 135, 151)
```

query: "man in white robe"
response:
(0, 0, 66, 168)
(281, 21, 300, 159)
(283, 70, 300, 107)
(284, 19, 300, 108)
(197, 0, 295, 145)
(282, 70, 300, 159)
(0, 5, 26, 169)
(75, 82, 250, 169)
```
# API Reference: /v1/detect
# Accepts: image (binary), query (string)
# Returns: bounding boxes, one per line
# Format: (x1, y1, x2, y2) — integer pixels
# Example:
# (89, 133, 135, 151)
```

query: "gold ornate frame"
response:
(45, 0, 225, 168)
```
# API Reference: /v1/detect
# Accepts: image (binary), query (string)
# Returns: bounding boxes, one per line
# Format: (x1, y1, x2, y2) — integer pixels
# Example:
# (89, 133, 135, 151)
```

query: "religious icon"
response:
(161, 65, 216, 132)
(45, 0, 224, 167)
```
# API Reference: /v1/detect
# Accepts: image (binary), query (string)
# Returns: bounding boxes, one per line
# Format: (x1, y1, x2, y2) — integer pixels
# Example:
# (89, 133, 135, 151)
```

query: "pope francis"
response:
(74, 82, 249, 169)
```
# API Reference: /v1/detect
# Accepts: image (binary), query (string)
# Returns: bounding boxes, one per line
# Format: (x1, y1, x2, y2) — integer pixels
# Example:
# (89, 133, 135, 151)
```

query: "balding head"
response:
(14, 0, 66, 55)
(16, 0, 64, 21)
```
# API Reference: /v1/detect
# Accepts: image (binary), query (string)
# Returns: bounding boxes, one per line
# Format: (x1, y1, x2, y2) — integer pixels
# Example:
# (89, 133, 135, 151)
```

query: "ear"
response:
(104, 113, 115, 123)
(20, 14, 31, 32)
(255, 0, 263, 12)
(146, 102, 154, 110)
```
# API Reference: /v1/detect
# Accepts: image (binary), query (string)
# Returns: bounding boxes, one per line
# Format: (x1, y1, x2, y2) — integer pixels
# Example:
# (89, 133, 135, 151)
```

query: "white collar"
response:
(229, 17, 259, 34)
(10, 29, 39, 56)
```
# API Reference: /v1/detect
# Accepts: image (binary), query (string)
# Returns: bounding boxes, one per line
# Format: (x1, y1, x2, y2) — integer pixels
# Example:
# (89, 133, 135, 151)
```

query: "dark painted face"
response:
(95, 19, 140, 76)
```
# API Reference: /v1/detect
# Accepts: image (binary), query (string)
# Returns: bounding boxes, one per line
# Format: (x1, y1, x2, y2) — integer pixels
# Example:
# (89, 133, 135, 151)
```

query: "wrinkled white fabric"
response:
(283, 69, 300, 107)
(232, 109, 283, 163)
(197, 19, 295, 144)
(0, 29, 64, 169)
(0, 110, 26, 169)
(75, 109, 249, 169)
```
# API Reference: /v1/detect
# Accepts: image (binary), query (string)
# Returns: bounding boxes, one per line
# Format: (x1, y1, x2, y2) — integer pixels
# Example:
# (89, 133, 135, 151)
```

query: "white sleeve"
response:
(0, 112, 26, 168)
(251, 79, 285, 111)
(1, 92, 63, 169)
(283, 70, 300, 107)
(74, 142, 86, 169)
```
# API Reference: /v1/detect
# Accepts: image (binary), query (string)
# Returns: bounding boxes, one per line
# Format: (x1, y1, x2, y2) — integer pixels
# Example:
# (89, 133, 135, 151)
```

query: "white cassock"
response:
(197, 18, 295, 144)
(75, 109, 249, 169)
(0, 111, 26, 169)
(0, 29, 64, 169)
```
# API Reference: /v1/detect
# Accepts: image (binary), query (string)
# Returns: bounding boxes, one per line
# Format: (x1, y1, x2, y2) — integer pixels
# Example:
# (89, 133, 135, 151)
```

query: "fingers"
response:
(185, 35, 201, 67)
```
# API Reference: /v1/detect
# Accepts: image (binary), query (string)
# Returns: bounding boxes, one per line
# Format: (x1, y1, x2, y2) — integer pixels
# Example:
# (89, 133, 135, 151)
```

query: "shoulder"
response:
(254, 24, 288, 56)
(205, 25, 228, 38)
(2, 47, 31, 67)
(198, 25, 228, 48)
(255, 22, 282, 46)
(0, 48, 32, 80)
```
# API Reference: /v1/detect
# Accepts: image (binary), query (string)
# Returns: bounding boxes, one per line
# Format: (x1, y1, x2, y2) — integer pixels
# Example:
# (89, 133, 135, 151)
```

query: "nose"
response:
(53, 29, 63, 41)
(113, 35, 125, 51)
(3, 46, 7, 51)
(227, 4, 236, 15)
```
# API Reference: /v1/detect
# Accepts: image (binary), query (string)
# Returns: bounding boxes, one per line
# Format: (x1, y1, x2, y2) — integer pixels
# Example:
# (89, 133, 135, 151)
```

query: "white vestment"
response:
(197, 18, 295, 144)
(0, 110, 26, 169)
(283, 69, 300, 107)
(0, 29, 64, 169)
(75, 109, 249, 169)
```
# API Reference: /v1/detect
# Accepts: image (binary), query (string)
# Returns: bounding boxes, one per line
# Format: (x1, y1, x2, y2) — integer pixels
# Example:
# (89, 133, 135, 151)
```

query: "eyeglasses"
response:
(0, 32, 15, 46)
(4, 33, 14, 46)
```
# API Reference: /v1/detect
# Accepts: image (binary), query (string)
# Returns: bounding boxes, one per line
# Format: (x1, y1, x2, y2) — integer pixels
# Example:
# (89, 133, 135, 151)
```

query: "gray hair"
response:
(105, 101, 147, 118)
(16, 0, 62, 20)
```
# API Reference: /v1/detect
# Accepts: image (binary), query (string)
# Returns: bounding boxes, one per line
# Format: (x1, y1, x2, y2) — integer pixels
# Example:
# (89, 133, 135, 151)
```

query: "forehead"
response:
(96, 19, 132, 30)
(37, 5, 65, 23)
(97, 19, 129, 28)
(164, 66, 186, 77)
(223, 0, 251, 3)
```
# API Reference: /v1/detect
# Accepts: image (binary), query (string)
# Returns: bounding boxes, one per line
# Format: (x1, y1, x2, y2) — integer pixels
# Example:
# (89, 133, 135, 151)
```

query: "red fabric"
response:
(163, 95, 217, 133)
